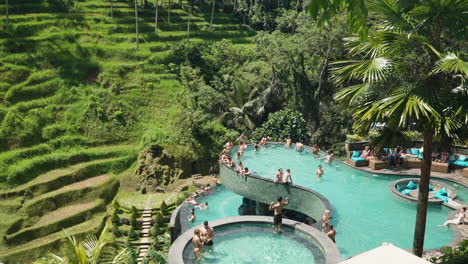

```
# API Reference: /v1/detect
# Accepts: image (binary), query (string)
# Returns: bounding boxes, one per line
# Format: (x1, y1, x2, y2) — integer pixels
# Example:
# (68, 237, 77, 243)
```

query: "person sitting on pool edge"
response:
(269, 196, 289, 234)
(202, 221, 215, 246)
(192, 228, 203, 260)
(439, 207, 466, 227)
(282, 169, 293, 184)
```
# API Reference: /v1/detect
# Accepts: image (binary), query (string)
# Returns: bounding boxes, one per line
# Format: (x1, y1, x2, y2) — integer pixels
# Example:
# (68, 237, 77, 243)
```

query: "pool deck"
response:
(343, 161, 468, 260)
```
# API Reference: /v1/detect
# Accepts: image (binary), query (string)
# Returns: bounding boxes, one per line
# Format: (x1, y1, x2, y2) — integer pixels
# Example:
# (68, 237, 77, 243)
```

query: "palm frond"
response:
(331, 57, 392, 85)
(432, 53, 468, 77)
(334, 83, 372, 107)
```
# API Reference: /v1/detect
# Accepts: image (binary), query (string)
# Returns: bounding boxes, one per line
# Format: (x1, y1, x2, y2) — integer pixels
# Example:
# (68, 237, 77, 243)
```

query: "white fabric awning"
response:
(340, 243, 431, 264)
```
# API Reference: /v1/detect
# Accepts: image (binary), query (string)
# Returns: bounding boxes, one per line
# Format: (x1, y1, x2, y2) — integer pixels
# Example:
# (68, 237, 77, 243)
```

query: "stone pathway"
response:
(136, 208, 152, 263)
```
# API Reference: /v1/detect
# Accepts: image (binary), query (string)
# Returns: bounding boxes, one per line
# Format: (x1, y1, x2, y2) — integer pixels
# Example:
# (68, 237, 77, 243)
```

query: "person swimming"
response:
(312, 144, 320, 156)
(316, 165, 324, 177)
(242, 167, 252, 176)
(196, 202, 209, 210)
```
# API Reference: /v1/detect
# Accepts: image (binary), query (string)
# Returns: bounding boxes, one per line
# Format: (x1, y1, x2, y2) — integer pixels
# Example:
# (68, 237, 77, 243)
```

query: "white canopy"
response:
(340, 243, 431, 264)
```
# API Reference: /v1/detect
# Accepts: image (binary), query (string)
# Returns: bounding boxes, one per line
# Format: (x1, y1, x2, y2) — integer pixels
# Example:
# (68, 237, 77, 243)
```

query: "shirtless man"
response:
(242, 167, 252, 176)
(269, 197, 289, 233)
(285, 136, 292, 148)
(311, 144, 320, 154)
(274, 168, 283, 183)
(326, 224, 336, 243)
(237, 133, 247, 143)
(295, 142, 304, 152)
(196, 202, 209, 210)
(192, 228, 203, 260)
(316, 165, 324, 177)
(260, 136, 267, 145)
(324, 151, 334, 163)
(282, 169, 293, 184)
(202, 221, 215, 246)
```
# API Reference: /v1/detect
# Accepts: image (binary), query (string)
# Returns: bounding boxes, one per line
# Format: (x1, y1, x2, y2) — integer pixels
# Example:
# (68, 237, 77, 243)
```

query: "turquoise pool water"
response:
(235, 144, 467, 257)
(183, 224, 323, 264)
(187, 185, 244, 227)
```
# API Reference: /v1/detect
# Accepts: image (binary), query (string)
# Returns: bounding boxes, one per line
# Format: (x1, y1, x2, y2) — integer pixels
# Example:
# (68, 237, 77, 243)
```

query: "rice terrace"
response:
(0, 0, 467, 264)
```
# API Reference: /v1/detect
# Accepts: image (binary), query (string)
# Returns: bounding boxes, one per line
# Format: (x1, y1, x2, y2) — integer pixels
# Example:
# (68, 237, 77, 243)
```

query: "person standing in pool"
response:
(326, 224, 336, 243)
(202, 221, 215, 246)
(282, 169, 293, 184)
(274, 168, 283, 183)
(316, 165, 324, 178)
(188, 208, 196, 222)
(192, 228, 203, 260)
(269, 196, 289, 234)
(295, 142, 304, 152)
(285, 136, 292, 148)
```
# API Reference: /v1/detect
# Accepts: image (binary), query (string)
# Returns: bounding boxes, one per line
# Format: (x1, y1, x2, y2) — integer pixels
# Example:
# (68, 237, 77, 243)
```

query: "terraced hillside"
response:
(0, 0, 255, 262)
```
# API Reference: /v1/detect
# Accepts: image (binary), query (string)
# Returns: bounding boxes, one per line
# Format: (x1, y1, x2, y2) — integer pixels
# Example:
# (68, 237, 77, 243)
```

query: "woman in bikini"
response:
(192, 228, 203, 260)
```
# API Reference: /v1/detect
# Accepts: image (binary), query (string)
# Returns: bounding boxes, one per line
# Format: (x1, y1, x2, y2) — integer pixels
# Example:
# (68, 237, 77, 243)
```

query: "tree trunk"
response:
(5, 0, 9, 29)
(209, 0, 215, 29)
(187, 2, 192, 39)
(135, 0, 139, 49)
(154, 0, 158, 32)
(412, 128, 433, 257)
(109, 0, 113, 18)
(168, 0, 171, 23)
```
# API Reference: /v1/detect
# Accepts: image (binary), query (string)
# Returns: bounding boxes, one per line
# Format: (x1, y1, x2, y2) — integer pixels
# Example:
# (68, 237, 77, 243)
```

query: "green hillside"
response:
(0, 0, 256, 262)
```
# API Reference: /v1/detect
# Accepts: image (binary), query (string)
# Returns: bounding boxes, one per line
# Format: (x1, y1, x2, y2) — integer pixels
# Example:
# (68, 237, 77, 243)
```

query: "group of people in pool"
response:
(185, 184, 215, 222)
(192, 221, 215, 260)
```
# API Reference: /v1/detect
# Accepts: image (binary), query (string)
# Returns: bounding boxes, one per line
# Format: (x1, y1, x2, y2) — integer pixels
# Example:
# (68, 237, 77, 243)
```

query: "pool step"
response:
(136, 207, 154, 264)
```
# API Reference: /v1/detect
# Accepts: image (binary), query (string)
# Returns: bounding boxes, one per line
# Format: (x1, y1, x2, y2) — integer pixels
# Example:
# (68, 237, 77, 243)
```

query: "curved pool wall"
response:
(223, 143, 467, 258)
(168, 216, 341, 264)
(220, 163, 332, 223)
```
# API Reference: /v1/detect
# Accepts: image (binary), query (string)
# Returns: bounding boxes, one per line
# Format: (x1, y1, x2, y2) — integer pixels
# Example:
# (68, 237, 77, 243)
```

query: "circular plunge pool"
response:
(169, 217, 340, 264)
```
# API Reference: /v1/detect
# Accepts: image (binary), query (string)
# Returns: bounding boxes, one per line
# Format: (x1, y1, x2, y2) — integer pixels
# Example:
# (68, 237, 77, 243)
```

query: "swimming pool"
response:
(182, 223, 326, 264)
(231, 144, 467, 257)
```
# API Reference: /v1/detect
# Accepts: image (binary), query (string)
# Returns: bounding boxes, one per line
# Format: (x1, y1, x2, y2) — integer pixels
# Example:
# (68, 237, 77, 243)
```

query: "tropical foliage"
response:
(324, 0, 467, 256)
(251, 109, 310, 143)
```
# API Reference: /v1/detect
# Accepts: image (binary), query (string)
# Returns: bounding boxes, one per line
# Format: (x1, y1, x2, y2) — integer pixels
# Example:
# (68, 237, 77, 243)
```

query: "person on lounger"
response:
(439, 207, 466, 226)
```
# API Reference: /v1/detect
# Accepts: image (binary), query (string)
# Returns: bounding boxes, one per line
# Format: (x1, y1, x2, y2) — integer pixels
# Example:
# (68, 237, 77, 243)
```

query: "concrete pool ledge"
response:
(389, 178, 458, 205)
(167, 215, 341, 264)
(220, 158, 333, 224)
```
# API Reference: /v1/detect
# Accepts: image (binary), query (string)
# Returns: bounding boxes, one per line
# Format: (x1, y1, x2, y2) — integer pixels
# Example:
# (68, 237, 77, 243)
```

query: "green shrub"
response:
(111, 210, 120, 225)
(252, 109, 310, 144)
(128, 227, 138, 241)
(111, 224, 121, 237)
(151, 224, 159, 239)
(130, 211, 138, 229)
(154, 213, 164, 227)
(160, 201, 168, 215)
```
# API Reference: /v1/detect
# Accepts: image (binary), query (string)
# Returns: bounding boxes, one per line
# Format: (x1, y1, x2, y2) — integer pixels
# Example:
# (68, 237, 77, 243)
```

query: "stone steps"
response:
(137, 207, 154, 264)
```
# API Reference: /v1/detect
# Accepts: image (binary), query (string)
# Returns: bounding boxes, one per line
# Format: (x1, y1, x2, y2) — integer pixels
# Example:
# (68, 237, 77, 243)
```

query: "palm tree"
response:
(329, 0, 467, 257)
(39, 233, 128, 263)
(209, 0, 216, 30)
(5, 0, 9, 29)
(221, 79, 260, 131)
(154, 0, 159, 32)
(134, 0, 139, 49)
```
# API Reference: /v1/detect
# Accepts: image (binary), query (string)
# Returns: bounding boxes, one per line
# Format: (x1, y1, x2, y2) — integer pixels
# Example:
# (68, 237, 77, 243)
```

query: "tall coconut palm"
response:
(5, 0, 9, 29)
(134, 0, 139, 49)
(209, 0, 216, 29)
(220, 79, 261, 131)
(330, 0, 467, 257)
(39, 233, 128, 264)
(154, 0, 159, 32)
